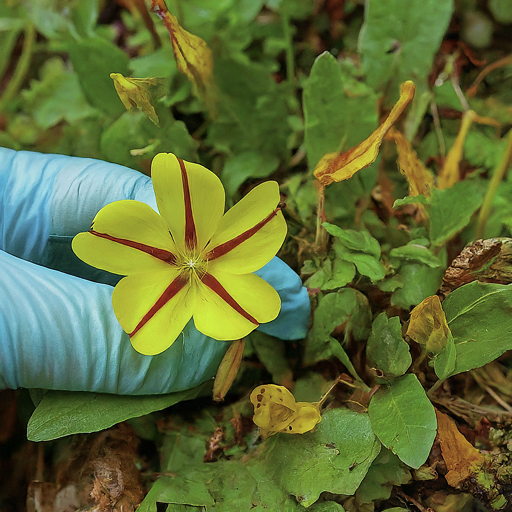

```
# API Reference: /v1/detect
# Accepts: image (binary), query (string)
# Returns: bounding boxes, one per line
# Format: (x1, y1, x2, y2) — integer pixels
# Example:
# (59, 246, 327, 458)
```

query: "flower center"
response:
(176, 251, 207, 278)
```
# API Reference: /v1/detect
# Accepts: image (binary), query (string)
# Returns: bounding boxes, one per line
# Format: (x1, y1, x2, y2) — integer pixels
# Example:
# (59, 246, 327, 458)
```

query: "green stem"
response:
(427, 379, 444, 398)
(281, 12, 295, 93)
(0, 23, 36, 114)
(476, 128, 512, 239)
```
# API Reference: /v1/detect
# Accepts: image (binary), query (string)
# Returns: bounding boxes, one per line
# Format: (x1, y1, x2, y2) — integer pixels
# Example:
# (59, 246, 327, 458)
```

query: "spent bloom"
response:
(72, 153, 287, 355)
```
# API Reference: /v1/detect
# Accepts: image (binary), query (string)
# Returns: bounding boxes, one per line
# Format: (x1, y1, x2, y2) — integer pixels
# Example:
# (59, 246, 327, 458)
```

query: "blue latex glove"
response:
(0, 148, 310, 395)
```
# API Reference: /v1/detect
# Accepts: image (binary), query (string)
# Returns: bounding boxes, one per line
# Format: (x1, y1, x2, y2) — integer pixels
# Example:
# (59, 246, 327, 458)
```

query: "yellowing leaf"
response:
(250, 384, 321, 439)
(250, 379, 340, 439)
(438, 110, 501, 190)
(436, 409, 486, 488)
(151, 0, 217, 113)
(406, 295, 450, 354)
(386, 127, 434, 197)
(313, 81, 415, 186)
(213, 339, 245, 401)
(110, 73, 168, 126)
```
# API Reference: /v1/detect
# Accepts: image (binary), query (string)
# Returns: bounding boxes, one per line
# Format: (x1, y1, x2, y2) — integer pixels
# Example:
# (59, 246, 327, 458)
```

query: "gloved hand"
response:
(0, 148, 310, 395)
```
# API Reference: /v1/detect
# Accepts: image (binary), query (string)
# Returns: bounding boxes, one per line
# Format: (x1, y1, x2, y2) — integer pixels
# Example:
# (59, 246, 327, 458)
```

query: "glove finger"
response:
(0, 249, 228, 394)
(0, 148, 155, 266)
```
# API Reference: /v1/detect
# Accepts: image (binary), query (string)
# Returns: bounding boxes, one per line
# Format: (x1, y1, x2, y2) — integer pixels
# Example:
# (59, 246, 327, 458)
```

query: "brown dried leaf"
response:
(435, 409, 486, 488)
(386, 127, 435, 197)
(441, 238, 512, 297)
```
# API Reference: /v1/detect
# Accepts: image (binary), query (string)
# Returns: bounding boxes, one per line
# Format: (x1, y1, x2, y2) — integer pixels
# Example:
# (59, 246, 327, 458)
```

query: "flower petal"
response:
(194, 269, 281, 340)
(72, 200, 176, 275)
(112, 269, 195, 355)
(151, 153, 225, 252)
(205, 181, 287, 274)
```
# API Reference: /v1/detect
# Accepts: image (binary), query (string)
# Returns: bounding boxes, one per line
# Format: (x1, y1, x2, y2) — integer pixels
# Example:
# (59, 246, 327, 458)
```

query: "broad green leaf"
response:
(433, 332, 456, 380)
(303, 51, 378, 169)
(250, 331, 292, 385)
(391, 263, 444, 309)
(21, 57, 98, 129)
(355, 448, 411, 505)
(101, 111, 198, 168)
(429, 180, 484, 247)
(308, 503, 345, 512)
(264, 409, 381, 507)
(304, 258, 355, 291)
(389, 244, 441, 268)
(334, 241, 386, 281)
(489, 0, 512, 23)
(366, 313, 411, 378)
(209, 57, 290, 159)
(359, 0, 454, 101)
(443, 282, 512, 377)
(322, 259, 356, 290)
(324, 224, 381, 257)
(393, 195, 428, 208)
(221, 151, 279, 196)
(368, 374, 437, 469)
(27, 384, 206, 441)
(138, 476, 214, 512)
(65, 37, 130, 116)
(305, 288, 371, 364)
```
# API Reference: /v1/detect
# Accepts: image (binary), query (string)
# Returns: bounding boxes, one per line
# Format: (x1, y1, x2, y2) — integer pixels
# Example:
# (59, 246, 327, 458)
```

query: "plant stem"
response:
(476, 128, 512, 239)
(0, 23, 36, 114)
(427, 379, 444, 398)
(281, 12, 295, 93)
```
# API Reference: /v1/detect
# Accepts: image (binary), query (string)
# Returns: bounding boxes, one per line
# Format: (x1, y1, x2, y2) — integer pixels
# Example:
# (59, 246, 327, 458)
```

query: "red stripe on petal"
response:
(177, 157, 197, 250)
(206, 208, 280, 261)
(89, 231, 176, 264)
(201, 273, 259, 325)
(129, 274, 188, 338)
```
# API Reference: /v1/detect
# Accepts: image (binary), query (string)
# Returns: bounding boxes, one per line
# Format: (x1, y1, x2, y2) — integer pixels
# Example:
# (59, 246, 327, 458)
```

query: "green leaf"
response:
(391, 263, 444, 309)
(101, 111, 198, 168)
(389, 244, 441, 268)
(324, 224, 380, 257)
(21, 57, 98, 129)
(393, 194, 429, 208)
(355, 448, 411, 505)
(65, 37, 130, 116)
(359, 0, 454, 101)
(303, 51, 378, 169)
(221, 150, 279, 196)
(322, 259, 356, 290)
(489, 0, 512, 23)
(366, 314, 412, 378)
(264, 409, 381, 507)
(368, 374, 437, 469)
(429, 180, 484, 247)
(433, 332, 456, 380)
(325, 226, 386, 281)
(27, 384, 207, 441)
(443, 282, 512, 377)
(334, 241, 386, 282)
(250, 331, 292, 384)
(138, 476, 214, 512)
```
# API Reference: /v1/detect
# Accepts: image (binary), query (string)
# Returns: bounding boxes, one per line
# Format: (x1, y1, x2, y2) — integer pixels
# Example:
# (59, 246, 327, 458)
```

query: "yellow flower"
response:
(72, 153, 287, 355)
